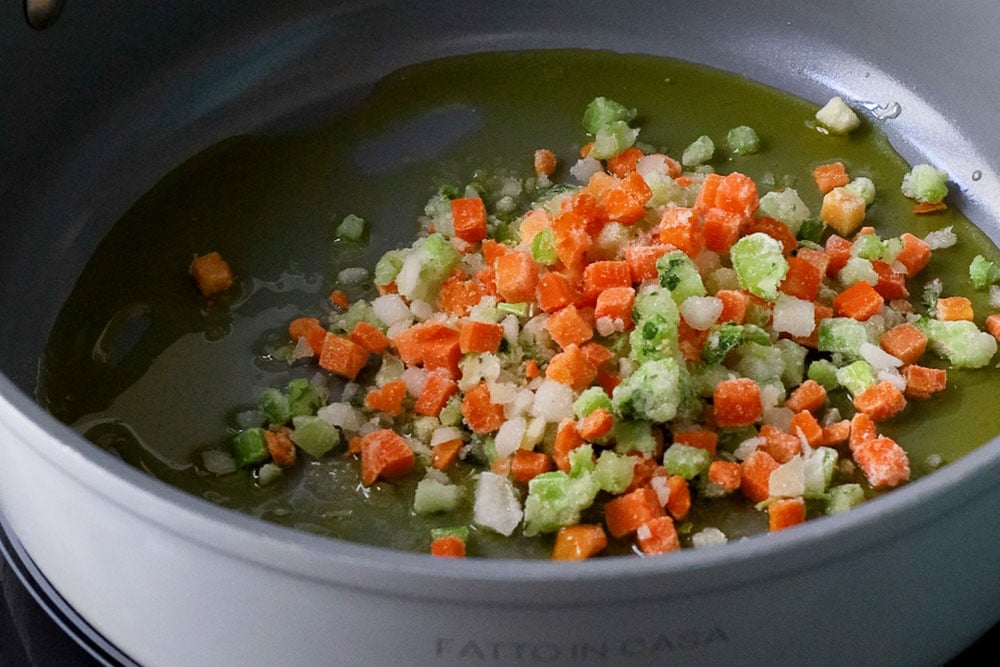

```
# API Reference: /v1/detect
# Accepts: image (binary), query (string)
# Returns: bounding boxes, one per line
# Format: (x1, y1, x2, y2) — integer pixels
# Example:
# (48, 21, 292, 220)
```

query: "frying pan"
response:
(1, 1, 998, 665)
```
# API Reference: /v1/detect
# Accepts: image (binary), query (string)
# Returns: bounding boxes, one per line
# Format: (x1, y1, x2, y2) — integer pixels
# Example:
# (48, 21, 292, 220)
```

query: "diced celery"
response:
(259, 387, 291, 425)
(803, 447, 839, 496)
(628, 313, 679, 362)
(582, 96, 637, 135)
(845, 177, 876, 205)
(342, 300, 382, 332)
(701, 323, 744, 364)
(917, 318, 998, 368)
(757, 188, 810, 235)
(521, 470, 599, 536)
(657, 250, 707, 304)
(411, 416, 440, 444)
(611, 357, 682, 423)
(775, 338, 808, 389)
(688, 362, 736, 398)
(835, 360, 876, 397)
(838, 256, 878, 286)
(730, 232, 789, 301)
(827, 483, 865, 514)
(634, 287, 681, 324)
(568, 444, 597, 477)
(497, 302, 529, 318)
(593, 450, 635, 494)
(662, 443, 712, 480)
(901, 164, 949, 204)
(591, 120, 640, 159)
(969, 254, 1000, 290)
(921, 279, 942, 314)
(741, 324, 772, 346)
(682, 135, 715, 167)
(573, 387, 613, 418)
(373, 250, 404, 286)
(335, 214, 366, 242)
(396, 233, 461, 301)
(807, 359, 841, 390)
(430, 526, 470, 542)
(611, 420, 658, 456)
(815, 96, 861, 135)
(817, 317, 872, 359)
(531, 227, 558, 265)
(438, 395, 463, 427)
(232, 427, 269, 468)
(287, 378, 327, 417)
(797, 218, 826, 244)
(851, 233, 885, 260)
(731, 342, 785, 386)
(726, 125, 760, 155)
(413, 478, 462, 515)
(290, 416, 341, 458)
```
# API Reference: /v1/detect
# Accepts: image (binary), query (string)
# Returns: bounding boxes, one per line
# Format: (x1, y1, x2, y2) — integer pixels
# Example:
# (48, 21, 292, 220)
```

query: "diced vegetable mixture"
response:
(210, 96, 998, 559)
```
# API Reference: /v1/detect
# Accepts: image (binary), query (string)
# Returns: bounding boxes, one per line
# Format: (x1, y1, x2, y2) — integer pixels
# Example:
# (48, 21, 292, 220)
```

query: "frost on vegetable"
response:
(730, 232, 789, 300)
(815, 96, 861, 135)
(901, 164, 949, 204)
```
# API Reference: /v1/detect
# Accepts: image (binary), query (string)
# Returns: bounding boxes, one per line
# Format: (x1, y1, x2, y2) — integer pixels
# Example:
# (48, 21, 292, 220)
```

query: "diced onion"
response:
(372, 294, 412, 326)
(494, 417, 527, 457)
(860, 341, 903, 369)
(769, 455, 806, 497)
(570, 156, 602, 183)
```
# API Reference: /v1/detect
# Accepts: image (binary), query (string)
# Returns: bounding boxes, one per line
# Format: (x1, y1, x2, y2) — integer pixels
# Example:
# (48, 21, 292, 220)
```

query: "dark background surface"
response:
(0, 550, 995, 667)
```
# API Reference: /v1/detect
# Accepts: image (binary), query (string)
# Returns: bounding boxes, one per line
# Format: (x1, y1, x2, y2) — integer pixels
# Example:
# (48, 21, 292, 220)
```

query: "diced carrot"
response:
(546, 344, 598, 392)
(853, 381, 907, 421)
(264, 428, 296, 468)
(744, 216, 797, 255)
(579, 142, 593, 158)
(421, 330, 462, 378)
(663, 475, 691, 520)
(596, 368, 621, 396)
(713, 378, 762, 428)
(903, 364, 947, 400)
(350, 320, 390, 355)
(190, 251, 234, 297)
(708, 460, 741, 493)
(833, 280, 884, 321)
(584, 170, 618, 204)
(716, 289, 749, 324)
(820, 419, 851, 446)
(364, 378, 407, 415)
(578, 407, 614, 441)
(415, 371, 459, 417)
(895, 233, 931, 276)
(759, 424, 801, 464)
(601, 173, 651, 226)
(461, 383, 506, 434)
(796, 247, 830, 276)
(524, 358, 540, 379)
(821, 187, 866, 236)
(658, 207, 704, 258)
(701, 207, 744, 254)
(534, 148, 557, 177)
(481, 238, 509, 266)
(451, 197, 488, 244)
(553, 419, 585, 473)
(430, 535, 466, 558)
(694, 173, 722, 214)
(562, 191, 602, 232)
(676, 319, 710, 362)
(912, 201, 948, 215)
(636, 516, 680, 555)
(812, 161, 850, 194)
(849, 412, 877, 452)
(606, 146, 644, 177)
(517, 209, 552, 249)
(511, 449, 554, 485)
(431, 437, 464, 471)
(935, 296, 974, 321)
(594, 286, 635, 330)
(824, 234, 854, 277)
(672, 430, 718, 457)
(785, 379, 827, 414)
(288, 316, 327, 355)
(328, 289, 350, 309)
(789, 410, 823, 447)
(768, 497, 806, 532)
(870, 260, 909, 300)
(552, 524, 608, 560)
(987, 313, 1000, 342)
(491, 456, 512, 477)
(582, 261, 632, 304)
(780, 256, 823, 301)
(879, 323, 927, 364)
(715, 171, 760, 218)
(545, 304, 594, 349)
(604, 487, 666, 539)
(580, 342, 613, 369)
(347, 435, 364, 455)
(625, 456, 661, 493)
(740, 449, 779, 503)
(474, 266, 497, 297)
(536, 271, 578, 313)
(625, 244, 673, 282)
(494, 251, 539, 304)
(360, 429, 415, 486)
(459, 320, 504, 354)
(318, 333, 369, 381)
(552, 210, 592, 271)
(438, 276, 486, 316)
(852, 435, 910, 488)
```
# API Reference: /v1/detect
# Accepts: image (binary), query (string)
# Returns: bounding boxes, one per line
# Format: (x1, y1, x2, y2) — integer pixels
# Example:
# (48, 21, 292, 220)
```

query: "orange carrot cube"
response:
(190, 251, 234, 297)
(318, 333, 369, 380)
(451, 197, 488, 243)
(713, 377, 762, 427)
